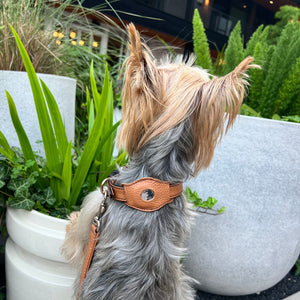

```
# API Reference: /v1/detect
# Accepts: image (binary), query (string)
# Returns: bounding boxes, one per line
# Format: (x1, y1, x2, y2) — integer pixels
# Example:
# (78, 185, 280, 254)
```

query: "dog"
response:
(62, 23, 257, 299)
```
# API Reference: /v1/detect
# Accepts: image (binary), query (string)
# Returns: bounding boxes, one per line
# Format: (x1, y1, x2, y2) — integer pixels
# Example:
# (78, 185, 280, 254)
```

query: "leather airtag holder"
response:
(107, 177, 183, 212)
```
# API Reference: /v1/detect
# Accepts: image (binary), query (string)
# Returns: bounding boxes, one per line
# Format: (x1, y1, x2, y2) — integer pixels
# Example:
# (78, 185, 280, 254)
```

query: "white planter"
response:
(184, 115, 300, 296)
(5, 208, 77, 300)
(0, 71, 76, 156)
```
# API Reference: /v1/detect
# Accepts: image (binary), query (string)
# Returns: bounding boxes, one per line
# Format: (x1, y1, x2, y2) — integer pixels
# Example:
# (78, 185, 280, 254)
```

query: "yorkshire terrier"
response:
(62, 23, 257, 299)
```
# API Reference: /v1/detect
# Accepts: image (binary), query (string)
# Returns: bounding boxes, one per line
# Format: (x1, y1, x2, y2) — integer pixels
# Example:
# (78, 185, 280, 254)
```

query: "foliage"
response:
(242, 6, 300, 118)
(267, 5, 300, 44)
(192, 9, 212, 71)
(184, 187, 225, 214)
(222, 21, 244, 75)
(0, 0, 125, 74)
(192, 6, 300, 119)
(258, 22, 300, 117)
(0, 26, 126, 219)
(244, 25, 264, 57)
(295, 257, 300, 276)
(239, 105, 300, 123)
(246, 42, 268, 109)
(240, 104, 262, 118)
(274, 56, 300, 116)
(0, 151, 64, 216)
(58, 43, 124, 147)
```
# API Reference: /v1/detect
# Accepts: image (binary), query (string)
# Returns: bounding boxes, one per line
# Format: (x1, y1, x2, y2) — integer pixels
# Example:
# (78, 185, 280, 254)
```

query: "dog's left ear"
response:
(117, 23, 161, 156)
(191, 56, 260, 174)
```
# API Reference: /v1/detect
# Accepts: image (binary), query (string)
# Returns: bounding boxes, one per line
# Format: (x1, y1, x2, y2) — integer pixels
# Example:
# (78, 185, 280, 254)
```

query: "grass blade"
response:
(88, 99, 95, 135)
(10, 25, 62, 200)
(40, 79, 69, 160)
(61, 141, 72, 202)
(5, 90, 38, 170)
(90, 60, 101, 114)
(69, 90, 109, 207)
(9, 25, 61, 172)
(0, 131, 15, 162)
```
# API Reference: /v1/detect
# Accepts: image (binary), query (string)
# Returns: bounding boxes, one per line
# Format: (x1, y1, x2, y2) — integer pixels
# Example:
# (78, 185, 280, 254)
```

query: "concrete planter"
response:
(5, 207, 77, 299)
(184, 115, 300, 296)
(0, 71, 76, 156)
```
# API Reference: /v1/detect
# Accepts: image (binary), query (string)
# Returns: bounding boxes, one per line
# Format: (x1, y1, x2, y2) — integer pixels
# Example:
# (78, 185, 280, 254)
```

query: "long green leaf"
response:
(100, 80, 114, 169)
(88, 99, 95, 135)
(40, 79, 69, 160)
(9, 26, 61, 172)
(5, 90, 38, 171)
(95, 64, 111, 165)
(98, 151, 127, 183)
(0, 131, 15, 162)
(90, 60, 101, 114)
(61, 141, 72, 201)
(10, 25, 61, 199)
(69, 89, 109, 207)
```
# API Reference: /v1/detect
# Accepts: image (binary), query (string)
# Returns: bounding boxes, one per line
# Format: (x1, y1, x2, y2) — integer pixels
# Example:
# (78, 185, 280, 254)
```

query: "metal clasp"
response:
(93, 178, 109, 233)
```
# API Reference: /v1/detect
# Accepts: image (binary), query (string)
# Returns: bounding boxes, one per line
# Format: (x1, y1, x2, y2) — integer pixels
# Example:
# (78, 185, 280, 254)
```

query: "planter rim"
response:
(0, 70, 77, 83)
(6, 207, 69, 262)
(237, 114, 300, 127)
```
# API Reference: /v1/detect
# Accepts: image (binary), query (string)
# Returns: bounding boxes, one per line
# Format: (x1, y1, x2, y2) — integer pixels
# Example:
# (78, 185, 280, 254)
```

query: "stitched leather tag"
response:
(124, 178, 170, 211)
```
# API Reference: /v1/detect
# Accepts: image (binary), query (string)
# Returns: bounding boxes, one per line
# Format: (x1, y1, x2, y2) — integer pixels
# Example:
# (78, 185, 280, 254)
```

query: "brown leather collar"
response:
(107, 177, 183, 212)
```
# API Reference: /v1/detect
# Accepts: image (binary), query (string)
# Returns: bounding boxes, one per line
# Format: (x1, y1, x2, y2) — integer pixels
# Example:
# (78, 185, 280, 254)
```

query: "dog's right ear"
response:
(118, 23, 161, 155)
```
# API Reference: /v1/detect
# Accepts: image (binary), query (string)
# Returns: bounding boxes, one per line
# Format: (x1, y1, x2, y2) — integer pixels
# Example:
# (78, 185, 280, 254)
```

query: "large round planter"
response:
(5, 207, 77, 300)
(184, 115, 300, 296)
(0, 71, 76, 156)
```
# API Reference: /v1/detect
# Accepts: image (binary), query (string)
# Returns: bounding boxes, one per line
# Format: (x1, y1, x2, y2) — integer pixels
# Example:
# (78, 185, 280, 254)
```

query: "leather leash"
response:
(78, 177, 183, 297)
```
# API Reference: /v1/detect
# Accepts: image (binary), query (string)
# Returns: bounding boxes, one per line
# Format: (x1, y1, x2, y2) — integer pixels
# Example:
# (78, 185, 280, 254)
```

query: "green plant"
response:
(295, 257, 300, 276)
(0, 0, 124, 73)
(258, 22, 300, 117)
(222, 21, 244, 75)
(192, 9, 212, 71)
(274, 56, 300, 116)
(0, 26, 126, 218)
(267, 5, 300, 44)
(184, 187, 225, 215)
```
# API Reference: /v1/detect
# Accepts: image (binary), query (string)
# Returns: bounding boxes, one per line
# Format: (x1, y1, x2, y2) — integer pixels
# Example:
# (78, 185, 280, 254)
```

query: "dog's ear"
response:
(117, 23, 161, 155)
(191, 56, 259, 174)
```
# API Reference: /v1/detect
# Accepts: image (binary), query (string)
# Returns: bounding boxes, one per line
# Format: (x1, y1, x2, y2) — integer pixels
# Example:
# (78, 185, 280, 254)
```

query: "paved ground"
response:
(0, 254, 299, 300)
(195, 268, 300, 300)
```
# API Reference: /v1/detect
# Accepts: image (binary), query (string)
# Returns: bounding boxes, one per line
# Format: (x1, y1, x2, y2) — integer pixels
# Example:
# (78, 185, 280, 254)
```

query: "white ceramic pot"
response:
(0, 71, 76, 156)
(5, 207, 77, 300)
(184, 115, 300, 296)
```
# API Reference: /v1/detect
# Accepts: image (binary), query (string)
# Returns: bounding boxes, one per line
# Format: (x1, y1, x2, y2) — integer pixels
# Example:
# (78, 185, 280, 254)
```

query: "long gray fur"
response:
(80, 120, 195, 299)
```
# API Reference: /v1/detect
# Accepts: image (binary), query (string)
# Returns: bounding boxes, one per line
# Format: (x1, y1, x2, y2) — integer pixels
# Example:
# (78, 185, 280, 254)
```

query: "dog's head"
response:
(117, 24, 258, 175)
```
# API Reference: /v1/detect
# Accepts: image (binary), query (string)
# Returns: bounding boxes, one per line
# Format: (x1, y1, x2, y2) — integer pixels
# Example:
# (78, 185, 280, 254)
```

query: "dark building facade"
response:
(83, 0, 300, 54)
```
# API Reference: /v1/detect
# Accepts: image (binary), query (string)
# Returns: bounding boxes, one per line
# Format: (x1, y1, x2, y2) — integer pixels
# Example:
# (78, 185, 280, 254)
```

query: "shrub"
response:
(259, 22, 300, 117)
(192, 9, 212, 71)
(222, 21, 244, 75)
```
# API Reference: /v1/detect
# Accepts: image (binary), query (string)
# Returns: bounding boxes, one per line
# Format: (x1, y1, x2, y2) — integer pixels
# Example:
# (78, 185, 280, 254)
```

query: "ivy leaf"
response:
(0, 180, 5, 189)
(217, 206, 226, 214)
(34, 201, 49, 215)
(7, 190, 35, 211)
(8, 178, 31, 193)
(25, 160, 36, 168)
(0, 163, 9, 179)
(43, 187, 56, 206)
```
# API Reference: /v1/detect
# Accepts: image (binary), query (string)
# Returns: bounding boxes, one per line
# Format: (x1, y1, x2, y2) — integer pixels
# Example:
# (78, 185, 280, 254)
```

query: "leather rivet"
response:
(140, 189, 155, 201)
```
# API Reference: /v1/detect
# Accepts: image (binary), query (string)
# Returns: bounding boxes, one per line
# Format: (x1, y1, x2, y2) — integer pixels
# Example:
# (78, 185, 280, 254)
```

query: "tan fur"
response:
(118, 24, 259, 175)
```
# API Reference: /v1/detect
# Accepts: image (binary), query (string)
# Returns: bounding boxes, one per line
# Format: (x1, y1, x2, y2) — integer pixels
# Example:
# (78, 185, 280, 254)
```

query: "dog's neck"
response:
(116, 120, 194, 185)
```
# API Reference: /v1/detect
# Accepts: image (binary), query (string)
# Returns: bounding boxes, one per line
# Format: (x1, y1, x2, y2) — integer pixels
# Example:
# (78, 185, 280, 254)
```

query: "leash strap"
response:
(78, 224, 100, 297)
